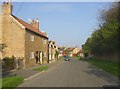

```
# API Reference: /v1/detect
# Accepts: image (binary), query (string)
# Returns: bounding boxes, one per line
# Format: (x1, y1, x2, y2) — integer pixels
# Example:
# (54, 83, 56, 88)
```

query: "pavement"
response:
(2, 59, 62, 79)
(17, 58, 119, 87)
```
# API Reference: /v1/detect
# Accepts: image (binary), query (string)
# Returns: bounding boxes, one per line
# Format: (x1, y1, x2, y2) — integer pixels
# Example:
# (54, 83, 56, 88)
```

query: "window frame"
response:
(30, 51, 34, 59)
(30, 35, 34, 42)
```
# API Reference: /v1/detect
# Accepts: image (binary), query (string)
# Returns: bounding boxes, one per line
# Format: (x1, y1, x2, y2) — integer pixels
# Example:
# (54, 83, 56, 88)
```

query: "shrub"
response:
(2, 56, 15, 71)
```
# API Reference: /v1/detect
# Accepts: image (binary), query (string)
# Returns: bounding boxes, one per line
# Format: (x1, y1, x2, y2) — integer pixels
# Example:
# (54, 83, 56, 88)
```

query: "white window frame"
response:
(43, 39, 46, 44)
(30, 35, 34, 42)
(30, 51, 34, 59)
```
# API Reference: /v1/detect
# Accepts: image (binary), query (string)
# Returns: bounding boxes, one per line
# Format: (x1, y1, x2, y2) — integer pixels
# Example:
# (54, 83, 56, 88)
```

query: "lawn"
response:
(33, 66, 49, 71)
(1, 76, 23, 89)
(88, 59, 119, 77)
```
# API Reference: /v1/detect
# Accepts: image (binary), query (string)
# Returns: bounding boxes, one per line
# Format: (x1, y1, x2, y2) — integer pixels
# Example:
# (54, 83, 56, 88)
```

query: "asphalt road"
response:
(18, 58, 118, 87)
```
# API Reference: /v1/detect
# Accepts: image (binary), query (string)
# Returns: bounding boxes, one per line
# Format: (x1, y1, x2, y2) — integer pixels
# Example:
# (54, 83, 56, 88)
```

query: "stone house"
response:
(0, 2, 49, 68)
(71, 48, 79, 56)
(72, 48, 79, 54)
(68, 48, 75, 57)
(48, 41, 58, 63)
(76, 49, 84, 57)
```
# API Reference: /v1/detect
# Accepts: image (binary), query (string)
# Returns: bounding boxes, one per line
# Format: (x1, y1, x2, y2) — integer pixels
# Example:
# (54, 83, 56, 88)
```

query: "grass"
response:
(61, 57, 65, 60)
(1, 76, 23, 89)
(72, 56, 81, 60)
(33, 66, 49, 71)
(88, 59, 119, 77)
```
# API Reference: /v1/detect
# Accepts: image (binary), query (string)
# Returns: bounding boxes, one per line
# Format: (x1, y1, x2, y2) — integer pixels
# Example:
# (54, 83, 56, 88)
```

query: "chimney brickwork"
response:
(29, 19, 39, 30)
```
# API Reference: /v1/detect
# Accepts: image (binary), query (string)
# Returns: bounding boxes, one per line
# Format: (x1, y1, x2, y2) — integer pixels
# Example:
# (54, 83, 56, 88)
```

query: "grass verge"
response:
(1, 76, 23, 89)
(73, 56, 81, 60)
(33, 66, 49, 71)
(88, 59, 119, 77)
(61, 57, 65, 60)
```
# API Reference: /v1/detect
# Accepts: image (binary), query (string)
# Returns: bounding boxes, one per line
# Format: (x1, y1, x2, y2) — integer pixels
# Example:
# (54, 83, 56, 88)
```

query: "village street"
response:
(18, 58, 118, 87)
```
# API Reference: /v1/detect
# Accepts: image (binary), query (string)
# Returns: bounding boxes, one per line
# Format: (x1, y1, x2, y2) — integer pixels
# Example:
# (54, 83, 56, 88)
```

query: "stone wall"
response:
(25, 30, 48, 67)
(2, 14, 25, 67)
(0, 14, 2, 59)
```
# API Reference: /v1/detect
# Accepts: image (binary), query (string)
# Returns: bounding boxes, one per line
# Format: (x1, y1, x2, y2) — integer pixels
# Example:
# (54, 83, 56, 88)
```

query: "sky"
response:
(0, 2, 111, 48)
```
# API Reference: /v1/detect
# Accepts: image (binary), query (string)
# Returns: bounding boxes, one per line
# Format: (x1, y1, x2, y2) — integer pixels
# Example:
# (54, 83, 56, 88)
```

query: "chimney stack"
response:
(2, 2, 12, 15)
(42, 31, 47, 36)
(29, 18, 39, 30)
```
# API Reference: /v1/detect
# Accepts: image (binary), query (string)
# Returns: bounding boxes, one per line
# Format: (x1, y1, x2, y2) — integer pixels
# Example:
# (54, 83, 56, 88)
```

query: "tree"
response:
(55, 50, 60, 60)
(82, 2, 119, 56)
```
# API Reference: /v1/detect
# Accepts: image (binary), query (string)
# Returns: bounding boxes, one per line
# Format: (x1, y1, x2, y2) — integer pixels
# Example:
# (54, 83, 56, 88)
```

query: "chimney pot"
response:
(29, 18, 39, 30)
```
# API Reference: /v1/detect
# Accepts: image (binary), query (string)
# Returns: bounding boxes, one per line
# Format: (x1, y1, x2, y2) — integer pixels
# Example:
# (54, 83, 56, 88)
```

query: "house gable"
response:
(10, 15, 25, 29)
(11, 15, 48, 39)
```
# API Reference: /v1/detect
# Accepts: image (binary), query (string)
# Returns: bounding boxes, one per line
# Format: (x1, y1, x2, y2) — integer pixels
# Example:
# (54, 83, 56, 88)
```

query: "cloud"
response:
(38, 3, 72, 12)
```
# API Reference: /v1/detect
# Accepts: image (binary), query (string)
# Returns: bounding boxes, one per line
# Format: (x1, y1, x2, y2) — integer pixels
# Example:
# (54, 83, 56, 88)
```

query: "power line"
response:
(14, 2, 24, 15)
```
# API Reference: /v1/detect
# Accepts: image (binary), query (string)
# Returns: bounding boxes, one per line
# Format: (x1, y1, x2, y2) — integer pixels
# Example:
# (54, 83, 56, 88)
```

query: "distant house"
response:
(68, 48, 75, 57)
(72, 48, 79, 55)
(77, 49, 84, 57)
(62, 51, 67, 57)
(0, 2, 49, 68)
(49, 41, 58, 63)
(68, 47, 79, 57)
(58, 50, 63, 58)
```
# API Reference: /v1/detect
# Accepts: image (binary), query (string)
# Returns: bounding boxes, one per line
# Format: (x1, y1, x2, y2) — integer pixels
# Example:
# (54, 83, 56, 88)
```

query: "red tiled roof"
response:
(12, 15, 48, 39)
(69, 48, 75, 51)
(77, 49, 83, 53)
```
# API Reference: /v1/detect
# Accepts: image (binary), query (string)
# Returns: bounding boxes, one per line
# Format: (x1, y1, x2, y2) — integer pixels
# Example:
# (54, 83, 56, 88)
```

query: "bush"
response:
(2, 56, 15, 71)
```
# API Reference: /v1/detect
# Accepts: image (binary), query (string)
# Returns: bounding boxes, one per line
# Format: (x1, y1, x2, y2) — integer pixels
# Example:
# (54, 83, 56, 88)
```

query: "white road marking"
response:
(24, 70, 45, 81)
(24, 61, 64, 81)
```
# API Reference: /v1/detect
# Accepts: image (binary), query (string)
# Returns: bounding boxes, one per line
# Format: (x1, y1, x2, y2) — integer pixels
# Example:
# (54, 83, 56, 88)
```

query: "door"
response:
(40, 51, 43, 64)
(36, 51, 39, 64)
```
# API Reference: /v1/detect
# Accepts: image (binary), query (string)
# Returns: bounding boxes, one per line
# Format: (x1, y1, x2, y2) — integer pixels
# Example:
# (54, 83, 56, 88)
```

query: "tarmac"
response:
(2, 59, 62, 79)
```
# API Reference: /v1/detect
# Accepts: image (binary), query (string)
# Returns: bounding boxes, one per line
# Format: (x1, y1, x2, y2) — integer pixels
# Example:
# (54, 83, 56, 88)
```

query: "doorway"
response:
(39, 51, 43, 64)
(36, 51, 39, 64)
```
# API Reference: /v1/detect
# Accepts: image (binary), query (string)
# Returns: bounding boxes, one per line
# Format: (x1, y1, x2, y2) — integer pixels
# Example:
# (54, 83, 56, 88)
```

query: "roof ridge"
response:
(11, 15, 48, 39)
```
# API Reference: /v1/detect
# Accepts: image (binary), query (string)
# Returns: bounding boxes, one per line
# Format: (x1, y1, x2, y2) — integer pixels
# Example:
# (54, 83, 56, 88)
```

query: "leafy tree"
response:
(82, 2, 119, 56)
(55, 50, 59, 60)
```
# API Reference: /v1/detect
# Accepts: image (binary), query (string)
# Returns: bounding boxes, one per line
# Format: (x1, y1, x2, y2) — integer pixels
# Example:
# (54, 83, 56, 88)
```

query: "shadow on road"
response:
(83, 64, 118, 85)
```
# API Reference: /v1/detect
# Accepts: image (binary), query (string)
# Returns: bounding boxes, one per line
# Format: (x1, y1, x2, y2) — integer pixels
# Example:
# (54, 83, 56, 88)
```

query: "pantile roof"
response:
(12, 15, 48, 39)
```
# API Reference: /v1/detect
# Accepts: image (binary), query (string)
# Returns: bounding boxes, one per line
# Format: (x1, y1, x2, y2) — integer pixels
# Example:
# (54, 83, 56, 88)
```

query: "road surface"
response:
(18, 58, 118, 87)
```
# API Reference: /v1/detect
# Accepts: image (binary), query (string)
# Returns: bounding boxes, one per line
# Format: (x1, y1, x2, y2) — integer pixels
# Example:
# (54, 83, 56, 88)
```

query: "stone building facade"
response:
(0, 2, 49, 68)
(48, 41, 58, 63)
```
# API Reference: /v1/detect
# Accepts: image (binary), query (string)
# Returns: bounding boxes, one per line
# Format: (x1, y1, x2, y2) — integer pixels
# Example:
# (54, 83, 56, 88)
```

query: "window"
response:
(30, 35, 34, 41)
(30, 51, 34, 59)
(49, 45, 51, 48)
(43, 39, 46, 44)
